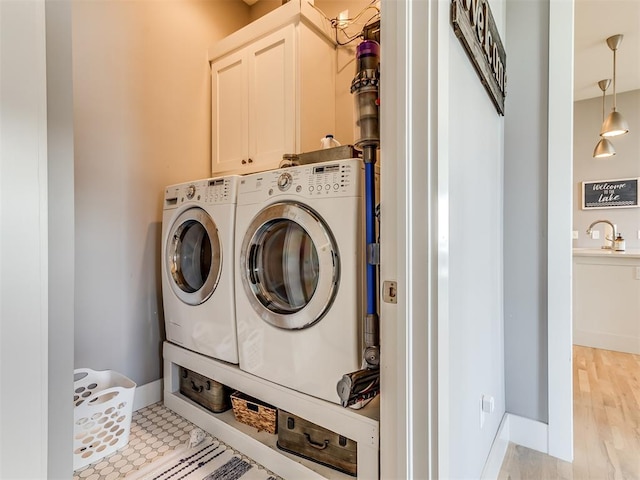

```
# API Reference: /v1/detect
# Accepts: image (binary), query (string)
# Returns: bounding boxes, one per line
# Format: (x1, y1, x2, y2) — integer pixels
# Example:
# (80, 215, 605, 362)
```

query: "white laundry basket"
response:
(73, 368, 136, 470)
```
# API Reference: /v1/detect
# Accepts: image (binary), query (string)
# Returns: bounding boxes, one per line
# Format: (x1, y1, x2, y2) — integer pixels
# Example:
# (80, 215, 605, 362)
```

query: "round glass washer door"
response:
(240, 202, 340, 330)
(166, 207, 221, 306)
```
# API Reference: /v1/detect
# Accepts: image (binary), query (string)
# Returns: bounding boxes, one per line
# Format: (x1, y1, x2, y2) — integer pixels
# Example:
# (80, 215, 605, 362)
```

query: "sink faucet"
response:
(586, 219, 617, 249)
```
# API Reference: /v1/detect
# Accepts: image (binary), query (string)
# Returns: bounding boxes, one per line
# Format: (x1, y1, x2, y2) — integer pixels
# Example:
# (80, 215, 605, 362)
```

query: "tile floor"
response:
(73, 402, 277, 480)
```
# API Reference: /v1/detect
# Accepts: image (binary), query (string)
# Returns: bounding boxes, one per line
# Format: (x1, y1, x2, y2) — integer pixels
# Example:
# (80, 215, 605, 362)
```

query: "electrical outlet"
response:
(635, 267, 640, 280)
(637, 230, 640, 240)
(591, 230, 600, 240)
(572, 230, 579, 240)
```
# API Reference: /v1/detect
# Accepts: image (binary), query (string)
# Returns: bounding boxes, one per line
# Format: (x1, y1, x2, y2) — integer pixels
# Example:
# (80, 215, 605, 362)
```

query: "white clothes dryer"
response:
(161, 176, 239, 364)
(234, 159, 375, 404)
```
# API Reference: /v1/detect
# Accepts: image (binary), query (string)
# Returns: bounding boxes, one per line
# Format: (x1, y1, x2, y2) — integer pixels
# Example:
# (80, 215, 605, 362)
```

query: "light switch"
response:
(591, 230, 600, 240)
(572, 231, 579, 240)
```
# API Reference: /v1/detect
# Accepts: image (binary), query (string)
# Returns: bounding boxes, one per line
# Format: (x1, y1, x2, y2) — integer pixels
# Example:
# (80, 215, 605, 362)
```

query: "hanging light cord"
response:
(612, 46, 617, 111)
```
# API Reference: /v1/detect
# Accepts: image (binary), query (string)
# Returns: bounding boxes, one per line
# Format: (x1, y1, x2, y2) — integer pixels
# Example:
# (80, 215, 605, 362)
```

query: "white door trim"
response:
(380, 0, 440, 477)
(547, 0, 574, 462)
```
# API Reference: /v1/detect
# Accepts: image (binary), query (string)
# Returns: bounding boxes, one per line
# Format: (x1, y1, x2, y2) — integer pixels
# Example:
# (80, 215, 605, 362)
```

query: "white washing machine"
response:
(234, 159, 375, 404)
(161, 176, 239, 364)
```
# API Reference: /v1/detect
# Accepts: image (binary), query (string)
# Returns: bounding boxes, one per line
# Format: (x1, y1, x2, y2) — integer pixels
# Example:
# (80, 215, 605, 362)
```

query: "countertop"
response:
(573, 247, 640, 259)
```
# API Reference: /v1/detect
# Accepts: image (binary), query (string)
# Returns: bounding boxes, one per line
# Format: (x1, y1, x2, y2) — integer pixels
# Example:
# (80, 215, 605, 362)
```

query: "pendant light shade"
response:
(593, 79, 616, 158)
(593, 138, 616, 158)
(600, 34, 629, 138)
(600, 110, 629, 138)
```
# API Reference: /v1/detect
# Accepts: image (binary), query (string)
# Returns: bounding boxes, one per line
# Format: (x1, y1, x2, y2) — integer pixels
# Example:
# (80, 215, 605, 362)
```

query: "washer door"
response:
(240, 202, 339, 330)
(166, 207, 221, 306)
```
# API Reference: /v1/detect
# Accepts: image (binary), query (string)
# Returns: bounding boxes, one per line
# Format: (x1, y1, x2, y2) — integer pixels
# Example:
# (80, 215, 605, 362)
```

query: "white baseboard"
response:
(133, 379, 163, 411)
(480, 413, 549, 480)
(480, 414, 511, 479)
(508, 413, 548, 454)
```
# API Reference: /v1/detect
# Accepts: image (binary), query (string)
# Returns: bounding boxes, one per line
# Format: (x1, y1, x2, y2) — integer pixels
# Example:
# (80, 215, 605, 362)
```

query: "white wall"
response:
(445, 1, 506, 477)
(573, 89, 640, 249)
(0, 1, 50, 477)
(503, 0, 550, 423)
(72, 0, 251, 386)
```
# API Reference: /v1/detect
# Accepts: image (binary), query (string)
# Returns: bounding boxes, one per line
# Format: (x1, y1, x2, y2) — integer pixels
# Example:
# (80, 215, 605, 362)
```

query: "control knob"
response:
(186, 184, 196, 199)
(277, 172, 293, 191)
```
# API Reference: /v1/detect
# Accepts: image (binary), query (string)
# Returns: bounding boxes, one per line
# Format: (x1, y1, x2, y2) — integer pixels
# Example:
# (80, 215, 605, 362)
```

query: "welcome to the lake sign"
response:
(451, 0, 507, 115)
(582, 178, 639, 209)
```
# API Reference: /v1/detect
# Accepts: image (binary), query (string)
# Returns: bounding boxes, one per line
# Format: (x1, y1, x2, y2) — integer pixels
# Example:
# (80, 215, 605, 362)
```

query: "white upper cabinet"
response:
(209, 0, 336, 176)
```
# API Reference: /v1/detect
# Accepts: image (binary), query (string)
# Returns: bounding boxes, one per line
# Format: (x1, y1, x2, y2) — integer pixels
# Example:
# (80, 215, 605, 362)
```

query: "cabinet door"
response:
(211, 49, 248, 174)
(247, 24, 295, 172)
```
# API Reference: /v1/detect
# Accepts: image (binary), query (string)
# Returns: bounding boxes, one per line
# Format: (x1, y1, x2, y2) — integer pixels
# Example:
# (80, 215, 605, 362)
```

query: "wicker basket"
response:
(230, 391, 277, 434)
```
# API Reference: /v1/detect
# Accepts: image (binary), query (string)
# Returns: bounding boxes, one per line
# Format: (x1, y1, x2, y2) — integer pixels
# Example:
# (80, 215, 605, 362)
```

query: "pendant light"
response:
(600, 34, 629, 137)
(593, 79, 616, 158)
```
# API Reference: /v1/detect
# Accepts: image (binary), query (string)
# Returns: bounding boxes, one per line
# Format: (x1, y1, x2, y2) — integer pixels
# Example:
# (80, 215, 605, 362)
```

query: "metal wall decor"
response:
(451, 0, 507, 115)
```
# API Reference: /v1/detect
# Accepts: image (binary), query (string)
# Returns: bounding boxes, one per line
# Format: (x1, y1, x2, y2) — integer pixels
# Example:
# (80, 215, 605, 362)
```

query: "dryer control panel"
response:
(163, 176, 239, 209)
(238, 159, 364, 203)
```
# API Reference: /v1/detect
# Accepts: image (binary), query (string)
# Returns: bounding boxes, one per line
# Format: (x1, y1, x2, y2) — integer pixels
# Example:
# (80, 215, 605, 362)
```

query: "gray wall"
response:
(446, 1, 506, 477)
(73, 0, 251, 386)
(504, 0, 550, 422)
(573, 89, 640, 249)
(46, 1, 76, 477)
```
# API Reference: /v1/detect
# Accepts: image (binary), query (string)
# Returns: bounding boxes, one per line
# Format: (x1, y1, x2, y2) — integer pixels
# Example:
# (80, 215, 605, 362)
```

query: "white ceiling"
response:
(574, 0, 640, 101)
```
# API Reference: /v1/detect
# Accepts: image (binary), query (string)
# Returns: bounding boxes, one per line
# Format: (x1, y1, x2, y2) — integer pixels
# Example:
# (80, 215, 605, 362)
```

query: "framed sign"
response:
(451, 0, 507, 115)
(582, 177, 639, 209)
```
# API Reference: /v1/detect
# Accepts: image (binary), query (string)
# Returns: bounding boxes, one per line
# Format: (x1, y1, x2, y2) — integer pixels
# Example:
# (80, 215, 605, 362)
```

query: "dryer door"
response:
(166, 207, 222, 306)
(240, 202, 339, 330)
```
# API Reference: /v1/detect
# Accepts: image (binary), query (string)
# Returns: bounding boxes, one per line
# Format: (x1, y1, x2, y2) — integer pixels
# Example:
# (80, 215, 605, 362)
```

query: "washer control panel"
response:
(202, 177, 233, 204)
(277, 172, 293, 191)
(164, 176, 238, 208)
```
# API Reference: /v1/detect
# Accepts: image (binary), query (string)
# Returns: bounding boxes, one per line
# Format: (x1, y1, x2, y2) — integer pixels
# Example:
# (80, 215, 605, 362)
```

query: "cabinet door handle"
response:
(248, 158, 253, 164)
(241, 159, 247, 165)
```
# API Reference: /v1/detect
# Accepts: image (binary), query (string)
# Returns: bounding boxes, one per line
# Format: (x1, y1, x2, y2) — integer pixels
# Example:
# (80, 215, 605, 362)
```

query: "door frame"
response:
(546, 0, 574, 462)
(379, 0, 574, 476)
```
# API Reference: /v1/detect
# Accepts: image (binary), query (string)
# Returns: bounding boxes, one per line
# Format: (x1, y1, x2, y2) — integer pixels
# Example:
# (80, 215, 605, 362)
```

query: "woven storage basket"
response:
(230, 391, 277, 434)
(73, 368, 136, 470)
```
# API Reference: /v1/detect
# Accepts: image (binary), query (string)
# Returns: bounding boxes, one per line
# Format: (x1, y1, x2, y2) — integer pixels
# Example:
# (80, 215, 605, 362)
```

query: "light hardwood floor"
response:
(499, 345, 640, 479)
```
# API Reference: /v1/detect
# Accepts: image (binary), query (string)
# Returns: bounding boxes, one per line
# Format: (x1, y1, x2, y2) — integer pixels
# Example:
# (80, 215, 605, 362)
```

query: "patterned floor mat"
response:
(126, 437, 276, 480)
